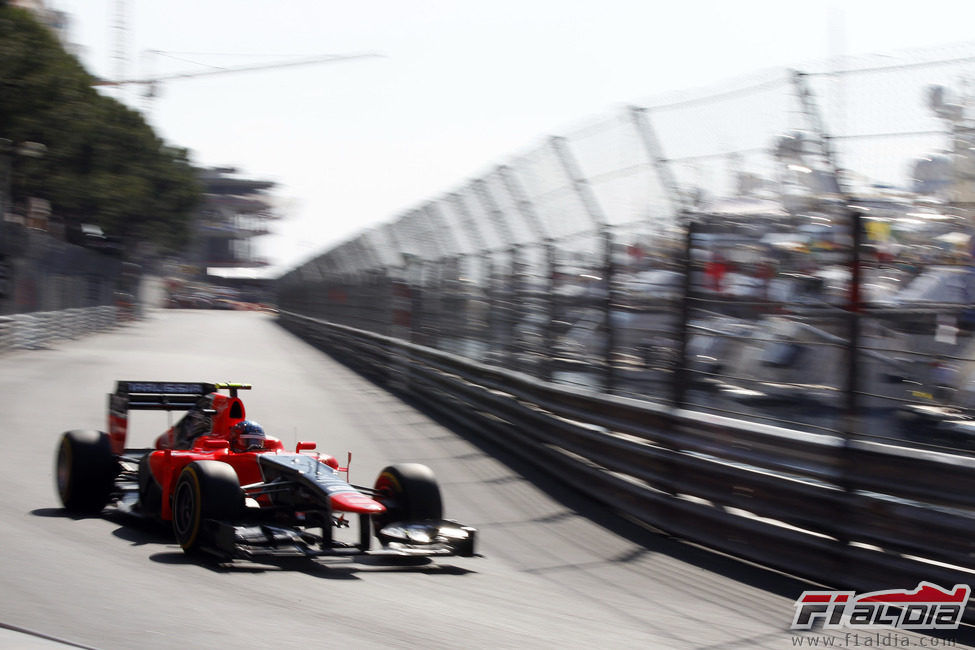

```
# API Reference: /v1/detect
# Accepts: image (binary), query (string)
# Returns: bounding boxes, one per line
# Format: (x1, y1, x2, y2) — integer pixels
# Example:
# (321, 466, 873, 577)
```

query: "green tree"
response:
(0, 6, 200, 251)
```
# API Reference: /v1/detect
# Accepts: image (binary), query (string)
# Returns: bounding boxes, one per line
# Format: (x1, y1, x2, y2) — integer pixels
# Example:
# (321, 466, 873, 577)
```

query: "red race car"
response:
(55, 381, 476, 560)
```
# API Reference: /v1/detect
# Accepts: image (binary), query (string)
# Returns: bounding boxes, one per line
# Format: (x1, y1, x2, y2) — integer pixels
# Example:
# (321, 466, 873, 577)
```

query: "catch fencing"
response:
(0, 223, 138, 352)
(278, 45, 975, 602)
(281, 46, 975, 452)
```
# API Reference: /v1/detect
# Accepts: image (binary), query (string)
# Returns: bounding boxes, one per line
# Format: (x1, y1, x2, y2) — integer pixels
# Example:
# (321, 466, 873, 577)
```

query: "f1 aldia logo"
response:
(792, 582, 970, 630)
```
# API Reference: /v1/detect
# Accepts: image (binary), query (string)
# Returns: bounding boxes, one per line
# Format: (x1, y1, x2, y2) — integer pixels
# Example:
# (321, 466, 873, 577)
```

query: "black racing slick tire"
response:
(171, 461, 242, 555)
(55, 430, 118, 514)
(372, 463, 443, 535)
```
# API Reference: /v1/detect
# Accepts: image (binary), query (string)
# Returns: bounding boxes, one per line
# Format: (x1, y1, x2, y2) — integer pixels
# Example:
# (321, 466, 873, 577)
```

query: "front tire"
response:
(171, 461, 242, 554)
(56, 430, 118, 514)
(372, 463, 443, 536)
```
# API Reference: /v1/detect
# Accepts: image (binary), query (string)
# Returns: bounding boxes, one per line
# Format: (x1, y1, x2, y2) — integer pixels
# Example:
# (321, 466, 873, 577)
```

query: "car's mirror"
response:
(296, 441, 317, 452)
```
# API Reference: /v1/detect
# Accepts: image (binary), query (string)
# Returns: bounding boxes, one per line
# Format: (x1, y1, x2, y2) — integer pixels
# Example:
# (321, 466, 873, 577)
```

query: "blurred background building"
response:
(194, 166, 277, 274)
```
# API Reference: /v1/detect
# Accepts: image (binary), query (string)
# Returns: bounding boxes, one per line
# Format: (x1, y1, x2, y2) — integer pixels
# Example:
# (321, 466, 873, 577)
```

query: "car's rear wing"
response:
(107, 381, 251, 453)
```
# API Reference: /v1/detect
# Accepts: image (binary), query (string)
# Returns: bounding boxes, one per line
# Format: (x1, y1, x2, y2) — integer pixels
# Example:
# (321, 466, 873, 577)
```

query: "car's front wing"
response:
(204, 518, 477, 560)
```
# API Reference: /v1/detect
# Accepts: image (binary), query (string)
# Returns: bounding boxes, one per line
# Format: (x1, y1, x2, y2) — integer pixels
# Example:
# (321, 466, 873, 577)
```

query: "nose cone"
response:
(330, 491, 386, 514)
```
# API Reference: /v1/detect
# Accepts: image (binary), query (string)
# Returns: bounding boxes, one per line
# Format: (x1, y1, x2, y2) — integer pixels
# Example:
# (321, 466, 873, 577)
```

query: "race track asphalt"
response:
(0, 309, 969, 649)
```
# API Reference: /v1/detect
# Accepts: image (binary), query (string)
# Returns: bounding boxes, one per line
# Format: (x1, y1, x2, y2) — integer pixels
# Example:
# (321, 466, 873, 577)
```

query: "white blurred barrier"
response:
(0, 306, 119, 354)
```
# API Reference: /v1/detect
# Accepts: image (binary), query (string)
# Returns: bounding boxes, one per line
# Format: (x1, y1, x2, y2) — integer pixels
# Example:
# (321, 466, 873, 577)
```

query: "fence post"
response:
(792, 68, 859, 574)
(506, 245, 520, 370)
(845, 210, 863, 431)
(482, 253, 494, 362)
(550, 135, 615, 391)
(541, 240, 556, 383)
(601, 227, 617, 393)
(629, 106, 687, 217)
(673, 218, 695, 409)
(792, 69, 862, 438)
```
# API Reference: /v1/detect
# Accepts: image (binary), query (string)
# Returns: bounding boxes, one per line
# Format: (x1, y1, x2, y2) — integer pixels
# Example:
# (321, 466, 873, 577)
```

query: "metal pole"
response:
(550, 135, 616, 391)
(541, 241, 556, 383)
(602, 227, 618, 394)
(483, 252, 495, 361)
(792, 70, 861, 432)
(672, 217, 695, 409)
(506, 245, 520, 369)
(495, 166, 550, 379)
(792, 68, 856, 576)
(845, 211, 863, 434)
(629, 107, 688, 215)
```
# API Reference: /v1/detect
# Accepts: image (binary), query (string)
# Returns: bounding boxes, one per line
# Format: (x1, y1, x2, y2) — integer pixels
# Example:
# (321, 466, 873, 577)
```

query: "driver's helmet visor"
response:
(238, 433, 264, 450)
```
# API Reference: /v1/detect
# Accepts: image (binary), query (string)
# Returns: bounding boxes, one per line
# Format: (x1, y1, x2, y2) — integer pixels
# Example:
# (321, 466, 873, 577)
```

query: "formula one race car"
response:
(55, 381, 476, 561)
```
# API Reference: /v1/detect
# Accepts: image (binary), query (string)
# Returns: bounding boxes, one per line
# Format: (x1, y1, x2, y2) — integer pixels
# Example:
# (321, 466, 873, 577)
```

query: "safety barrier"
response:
(0, 305, 119, 354)
(279, 309, 975, 619)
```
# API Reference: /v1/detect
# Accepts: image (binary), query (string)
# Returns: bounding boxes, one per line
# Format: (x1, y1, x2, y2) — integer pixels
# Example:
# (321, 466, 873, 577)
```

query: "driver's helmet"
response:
(230, 420, 266, 452)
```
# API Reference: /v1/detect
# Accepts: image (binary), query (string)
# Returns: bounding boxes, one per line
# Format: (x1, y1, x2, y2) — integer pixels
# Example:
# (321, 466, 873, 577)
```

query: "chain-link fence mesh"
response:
(279, 45, 975, 455)
(0, 224, 139, 351)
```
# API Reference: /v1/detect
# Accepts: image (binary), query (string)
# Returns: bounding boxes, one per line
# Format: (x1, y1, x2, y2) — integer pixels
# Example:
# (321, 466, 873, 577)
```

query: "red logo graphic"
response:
(792, 582, 970, 630)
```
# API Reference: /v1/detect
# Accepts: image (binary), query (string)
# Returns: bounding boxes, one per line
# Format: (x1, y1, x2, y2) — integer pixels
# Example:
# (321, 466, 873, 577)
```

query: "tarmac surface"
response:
(0, 309, 969, 649)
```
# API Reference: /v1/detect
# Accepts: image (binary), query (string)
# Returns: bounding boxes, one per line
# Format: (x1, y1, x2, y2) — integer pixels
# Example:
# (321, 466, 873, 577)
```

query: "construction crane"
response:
(93, 51, 383, 99)
(101, 0, 381, 103)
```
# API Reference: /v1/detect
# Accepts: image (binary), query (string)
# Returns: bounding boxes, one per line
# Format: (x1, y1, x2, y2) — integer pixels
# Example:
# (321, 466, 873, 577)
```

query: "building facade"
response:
(194, 167, 278, 274)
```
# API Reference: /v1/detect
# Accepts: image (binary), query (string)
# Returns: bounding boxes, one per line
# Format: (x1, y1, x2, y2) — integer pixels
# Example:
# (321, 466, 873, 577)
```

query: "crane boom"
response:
(93, 52, 382, 87)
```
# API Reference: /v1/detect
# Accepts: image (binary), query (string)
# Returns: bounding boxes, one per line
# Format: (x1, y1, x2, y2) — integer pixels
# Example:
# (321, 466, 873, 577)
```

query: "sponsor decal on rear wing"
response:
(111, 381, 252, 409)
(118, 381, 216, 398)
(122, 381, 215, 394)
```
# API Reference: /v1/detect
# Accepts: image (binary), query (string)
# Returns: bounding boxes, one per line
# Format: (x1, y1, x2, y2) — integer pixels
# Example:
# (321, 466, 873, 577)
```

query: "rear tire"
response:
(171, 461, 242, 554)
(372, 463, 443, 536)
(56, 430, 118, 514)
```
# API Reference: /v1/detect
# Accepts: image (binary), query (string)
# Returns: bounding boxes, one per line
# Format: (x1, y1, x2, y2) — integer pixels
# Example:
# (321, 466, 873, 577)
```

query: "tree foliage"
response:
(0, 7, 200, 251)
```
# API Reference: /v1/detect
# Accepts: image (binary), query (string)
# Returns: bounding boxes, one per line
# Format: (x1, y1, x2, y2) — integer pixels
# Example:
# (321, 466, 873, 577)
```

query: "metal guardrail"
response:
(279, 309, 975, 618)
(0, 306, 119, 354)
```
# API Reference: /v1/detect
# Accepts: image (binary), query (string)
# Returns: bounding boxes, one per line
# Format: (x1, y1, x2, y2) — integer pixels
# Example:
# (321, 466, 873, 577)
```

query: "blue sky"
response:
(52, 0, 975, 274)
